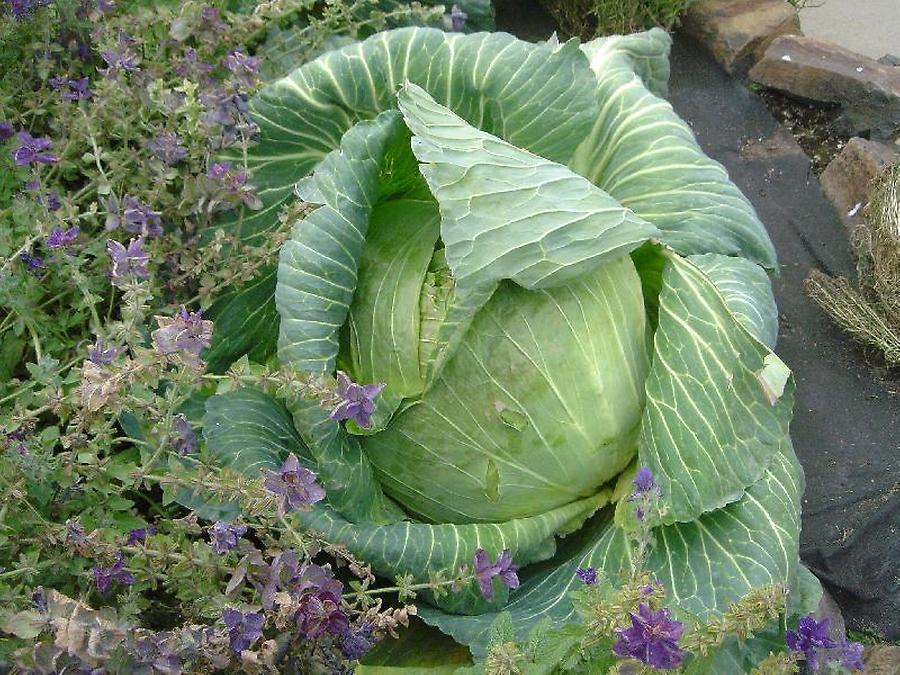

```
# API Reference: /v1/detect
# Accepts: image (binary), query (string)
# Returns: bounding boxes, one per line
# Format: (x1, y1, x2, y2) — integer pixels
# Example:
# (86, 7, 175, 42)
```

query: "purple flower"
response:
(45, 191, 61, 211)
(173, 414, 198, 454)
(200, 86, 258, 149)
(45, 225, 79, 249)
(94, 0, 116, 14)
(88, 338, 124, 365)
(786, 615, 837, 672)
(32, 588, 48, 614)
(173, 47, 215, 83)
(107, 237, 149, 286)
(576, 567, 598, 585)
(62, 78, 92, 101)
(294, 564, 348, 639)
(92, 552, 135, 595)
(222, 608, 264, 654)
(0, 122, 16, 140)
(839, 639, 864, 671)
(48, 75, 66, 90)
(223, 50, 260, 86)
(148, 132, 187, 165)
(12, 132, 57, 166)
(20, 251, 45, 274)
(7, 0, 52, 21)
(126, 525, 155, 545)
(249, 549, 302, 610)
(100, 48, 138, 76)
(612, 603, 686, 671)
(341, 624, 374, 661)
(631, 467, 659, 496)
(473, 548, 519, 601)
(133, 632, 182, 672)
(330, 371, 385, 428)
(151, 306, 213, 365)
(640, 579, 664, 596)
(449, 4, 467, 32)
(262, 453, 325, 513)
(199, 6, 227, 36)
(113, 195, 162, 237)
(208, 521, 246, 554)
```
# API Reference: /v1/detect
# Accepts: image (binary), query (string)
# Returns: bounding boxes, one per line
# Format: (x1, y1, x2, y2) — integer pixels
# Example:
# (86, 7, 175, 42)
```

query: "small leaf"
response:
(2, 609, 45, 639)
(756, 353, 791, 406)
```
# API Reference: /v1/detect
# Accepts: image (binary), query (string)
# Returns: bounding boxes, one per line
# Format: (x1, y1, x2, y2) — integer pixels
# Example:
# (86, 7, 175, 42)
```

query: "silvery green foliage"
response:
(203, 27, 807, 661)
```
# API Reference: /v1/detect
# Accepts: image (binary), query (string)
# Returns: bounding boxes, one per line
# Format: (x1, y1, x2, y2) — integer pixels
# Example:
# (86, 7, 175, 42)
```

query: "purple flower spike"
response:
(839, 639, 864, 671)
(208, 521, 246, 554)
(224, 50, 260, 87)
(148, 131, 188, 165)
(126, 525, 155, 545)
(88, 338, 124, 365)
(92, 552, 135, 595)
(330, 371, 385, 428)
(576, 567, 598, 585)
(341, 624, 374, 661)
(151, 306, 213, 365)
(294, 564, 348, 639)
(62, 78, 92, 101)
(612, 603, 686, 671)
(0, 122, 15, 141)
(262, 453, 325, 513)
(222, 608, 264, 654)
(107, 237, 149, 286)
(12, 132, 57, 166)
(100, 48, 138, 77)
(20, 251, 45, 274)
(46, 225, 79, 249)
(173, 414, 198, 455)
(449, 4, 467, 31)
(473, 548, 519, 601)
(786, 615, 837, 672)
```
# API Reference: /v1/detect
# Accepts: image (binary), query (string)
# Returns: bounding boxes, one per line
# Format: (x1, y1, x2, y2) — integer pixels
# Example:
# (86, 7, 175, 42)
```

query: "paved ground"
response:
(799, 0, 900, 60)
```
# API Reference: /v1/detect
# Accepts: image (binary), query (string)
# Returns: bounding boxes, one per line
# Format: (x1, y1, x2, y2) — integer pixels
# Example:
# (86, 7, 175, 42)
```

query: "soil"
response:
(756, 88, 848, 176)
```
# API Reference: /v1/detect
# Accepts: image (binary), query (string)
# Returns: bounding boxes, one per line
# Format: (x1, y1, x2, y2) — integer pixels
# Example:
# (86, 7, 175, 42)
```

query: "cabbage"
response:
(202, 27, 807, 661)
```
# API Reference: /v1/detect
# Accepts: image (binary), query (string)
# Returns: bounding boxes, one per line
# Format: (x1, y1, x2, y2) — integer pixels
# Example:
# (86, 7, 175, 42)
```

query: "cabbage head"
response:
(202, 27, 811, 661)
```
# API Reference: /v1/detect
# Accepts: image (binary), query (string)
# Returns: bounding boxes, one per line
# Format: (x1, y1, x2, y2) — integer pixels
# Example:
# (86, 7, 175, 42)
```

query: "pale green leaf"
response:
(572, 32, 777, 268)
(638, 251, 793, 523)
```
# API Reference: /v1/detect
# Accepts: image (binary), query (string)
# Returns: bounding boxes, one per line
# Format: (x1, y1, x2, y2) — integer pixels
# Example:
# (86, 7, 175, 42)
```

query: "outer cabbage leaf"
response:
(638, 251, 793, 524)
(572, 31, 777, 268)
(688, 253, 778, 349)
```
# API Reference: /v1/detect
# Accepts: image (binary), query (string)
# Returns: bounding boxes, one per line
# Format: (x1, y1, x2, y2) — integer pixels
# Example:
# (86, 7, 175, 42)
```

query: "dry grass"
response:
(539, 0, 695, 39)
(806, 164, 900, 366)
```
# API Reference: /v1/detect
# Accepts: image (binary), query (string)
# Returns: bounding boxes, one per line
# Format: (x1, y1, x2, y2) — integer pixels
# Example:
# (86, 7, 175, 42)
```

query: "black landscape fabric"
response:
(495, 1, 899, 641)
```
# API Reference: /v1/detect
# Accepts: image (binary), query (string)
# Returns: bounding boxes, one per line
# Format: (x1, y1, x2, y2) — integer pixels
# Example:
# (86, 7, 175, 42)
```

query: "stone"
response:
(750, 35, 900, 139)
(862, 645, 900, 675)
(820, 137, 898, 231)
(878, 54, 900, 67)
(682, 0, 801, 75)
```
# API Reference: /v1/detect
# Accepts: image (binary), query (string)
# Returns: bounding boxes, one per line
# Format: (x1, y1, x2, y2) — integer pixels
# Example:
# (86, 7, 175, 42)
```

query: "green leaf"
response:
(688, 253, 778, 348)
(203, 267, 280, 374)
(293, 488, 608, 614)
(398, 82, 659, 295)
(203, 388, 309, 473)
(359, 617, 473, 672)
(346, 197, 442, 401)
(638, 251, 793, 524)
(276, 111, 410, 524)
(173, 388, 311, 520)
(572, 30, 777, 268)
